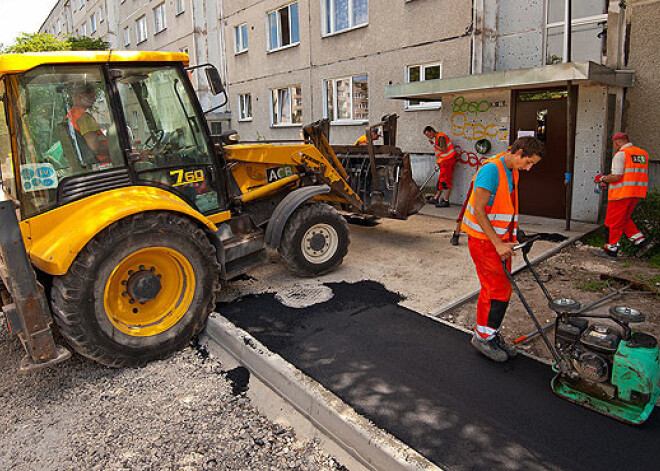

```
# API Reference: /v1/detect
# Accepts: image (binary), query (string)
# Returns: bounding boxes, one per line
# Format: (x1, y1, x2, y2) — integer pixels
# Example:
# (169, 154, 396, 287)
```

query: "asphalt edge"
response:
(204, 313, 442, 471)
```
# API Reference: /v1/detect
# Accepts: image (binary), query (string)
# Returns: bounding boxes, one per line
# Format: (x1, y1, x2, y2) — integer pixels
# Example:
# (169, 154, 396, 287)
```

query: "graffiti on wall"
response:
(454, 145, 487, 168)
(450, 96, 508, 142)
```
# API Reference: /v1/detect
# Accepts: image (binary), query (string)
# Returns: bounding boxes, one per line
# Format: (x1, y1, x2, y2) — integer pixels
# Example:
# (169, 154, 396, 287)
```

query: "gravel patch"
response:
(0, 313, 346, 471)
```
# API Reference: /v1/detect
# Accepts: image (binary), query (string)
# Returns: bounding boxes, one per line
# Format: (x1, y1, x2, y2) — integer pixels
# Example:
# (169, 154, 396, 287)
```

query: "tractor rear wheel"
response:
(278, 203, 349, 277)
(51, 212, 219, 367)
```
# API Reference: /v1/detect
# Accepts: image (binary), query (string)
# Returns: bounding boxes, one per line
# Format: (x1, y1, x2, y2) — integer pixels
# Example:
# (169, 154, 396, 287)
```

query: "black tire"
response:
(51, 212, 220, 367)
(278, 203, 350, 277)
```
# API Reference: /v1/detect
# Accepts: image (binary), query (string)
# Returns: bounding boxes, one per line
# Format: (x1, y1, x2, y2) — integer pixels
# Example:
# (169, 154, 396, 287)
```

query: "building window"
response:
(323, 74, 369, 122)
(81, 23, 87, 36)
(123, 26, 130, 46)
(175, 0, 185, 15)
(209, 121, 223, 136)
(323, 0, 368, 36)
(405, 63, 442, 110)
(545, 0, 608, 64)
(136, 16, 148, 43)
(154, 3, 167, 33)
(57, 20, 62, 35)
(72, 0, 77, 12)
(80, 0, 85, 6)
(267, 2, 299, 52)
(234, 24, 248, 53)
(90, 13, 97, 34)
(270, 86, 302, 125)
(99, 7, 104, 23)
(238, 93, 253, 121)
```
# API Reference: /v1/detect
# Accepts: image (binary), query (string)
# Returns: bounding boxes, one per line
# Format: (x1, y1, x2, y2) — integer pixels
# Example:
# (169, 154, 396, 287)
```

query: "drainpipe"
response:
(564, 0, 575, 230)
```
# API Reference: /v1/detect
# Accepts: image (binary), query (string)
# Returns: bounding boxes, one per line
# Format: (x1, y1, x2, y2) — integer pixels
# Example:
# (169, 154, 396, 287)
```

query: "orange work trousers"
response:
(468, 237, 512, 340)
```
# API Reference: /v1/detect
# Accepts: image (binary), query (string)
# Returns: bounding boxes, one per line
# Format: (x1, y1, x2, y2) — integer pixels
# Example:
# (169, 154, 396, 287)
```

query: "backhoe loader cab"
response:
(0, 51, 354, 370)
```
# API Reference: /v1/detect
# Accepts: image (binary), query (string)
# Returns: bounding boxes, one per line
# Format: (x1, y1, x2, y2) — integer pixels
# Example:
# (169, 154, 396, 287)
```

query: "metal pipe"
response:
(237, 174, 300, 203)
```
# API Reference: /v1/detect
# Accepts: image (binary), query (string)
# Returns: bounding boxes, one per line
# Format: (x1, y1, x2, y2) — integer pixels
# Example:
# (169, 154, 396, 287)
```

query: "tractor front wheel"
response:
(278, 203, 349, 277)
(51, 213, 219, 367)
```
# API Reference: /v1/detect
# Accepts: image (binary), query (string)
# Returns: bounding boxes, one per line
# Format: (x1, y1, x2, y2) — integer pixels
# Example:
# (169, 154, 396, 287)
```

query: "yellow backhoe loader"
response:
(0, 51, 422, 371)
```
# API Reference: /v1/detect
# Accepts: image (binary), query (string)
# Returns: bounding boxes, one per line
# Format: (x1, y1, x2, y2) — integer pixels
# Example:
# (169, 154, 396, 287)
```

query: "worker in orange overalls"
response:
(462, 137, 545, 362)
(595, 132, 651, 258)
(423, 126, 456, 207)
(66, 84, 112, 168)
(355, 128, 380, 146)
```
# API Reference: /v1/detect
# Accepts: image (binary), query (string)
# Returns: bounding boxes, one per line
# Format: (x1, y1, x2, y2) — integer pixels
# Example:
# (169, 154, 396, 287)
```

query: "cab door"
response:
(112, 64, 226, 214)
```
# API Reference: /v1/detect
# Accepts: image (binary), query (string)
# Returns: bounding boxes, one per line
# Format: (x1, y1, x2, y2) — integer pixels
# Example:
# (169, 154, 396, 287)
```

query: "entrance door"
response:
(513, 90, 567, 219)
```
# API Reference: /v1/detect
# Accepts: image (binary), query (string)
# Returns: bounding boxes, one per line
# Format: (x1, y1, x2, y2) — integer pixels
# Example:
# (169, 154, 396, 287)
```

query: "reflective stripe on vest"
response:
(608, 146, 649, 200)
(354, 135, 367, 145)
(461, 156, 519, 241)
(435, 132, 456, 163)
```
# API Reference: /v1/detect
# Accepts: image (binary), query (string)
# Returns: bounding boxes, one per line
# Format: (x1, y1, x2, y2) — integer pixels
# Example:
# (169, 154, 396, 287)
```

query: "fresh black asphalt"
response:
(218, 280, 660, 471)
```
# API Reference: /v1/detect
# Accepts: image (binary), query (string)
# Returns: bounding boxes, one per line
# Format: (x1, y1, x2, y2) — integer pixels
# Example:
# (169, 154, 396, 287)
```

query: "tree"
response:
(1, 33, 110, 54)
(2, 33, 69, 53)
(66, 36, 110, 51)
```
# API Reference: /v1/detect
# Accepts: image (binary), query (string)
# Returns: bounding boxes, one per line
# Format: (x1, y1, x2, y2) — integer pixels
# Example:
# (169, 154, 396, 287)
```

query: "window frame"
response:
(266, 2, 300, 53)
(238, 93, 253, 122)
(90, 13, 97, 34)
(234, 23, 249, 54)
(322, 0, 369, 37)
(123, 26, 131, 46)
(270, 85, 302, 127)
(175, 0, 185, 16)
(136, 15, 148, 43)
(543, 0, 608, 65)
(323, 74, 369, 124)
(154, 3, 167, 34)
(404, 63, 442, 111)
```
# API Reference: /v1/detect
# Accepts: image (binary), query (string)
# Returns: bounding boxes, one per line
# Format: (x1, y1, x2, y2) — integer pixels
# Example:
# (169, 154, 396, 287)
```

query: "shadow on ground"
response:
(218, 280, 660, 471)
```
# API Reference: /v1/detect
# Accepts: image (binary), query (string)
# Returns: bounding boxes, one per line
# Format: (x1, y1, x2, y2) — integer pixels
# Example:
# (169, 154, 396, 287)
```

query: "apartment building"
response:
(221, 0, 472, 149)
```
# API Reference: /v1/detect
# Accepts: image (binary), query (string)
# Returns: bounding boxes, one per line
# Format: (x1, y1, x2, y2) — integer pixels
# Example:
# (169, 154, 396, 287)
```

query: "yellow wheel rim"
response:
(104, 247, 196, 337)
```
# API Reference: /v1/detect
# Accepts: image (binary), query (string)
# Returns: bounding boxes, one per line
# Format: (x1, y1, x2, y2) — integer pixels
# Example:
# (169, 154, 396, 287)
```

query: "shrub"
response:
(633, 188, 660, 246)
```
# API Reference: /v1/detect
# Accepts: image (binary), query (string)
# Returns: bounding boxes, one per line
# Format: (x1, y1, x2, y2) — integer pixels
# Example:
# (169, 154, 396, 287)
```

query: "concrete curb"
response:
(204, 313, 441, 471)
(429, 233, 586, 318)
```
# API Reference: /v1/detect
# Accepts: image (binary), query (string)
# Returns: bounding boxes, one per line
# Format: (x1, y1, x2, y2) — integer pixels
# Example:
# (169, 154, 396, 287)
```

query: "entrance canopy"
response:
(385, 61, 634, 101)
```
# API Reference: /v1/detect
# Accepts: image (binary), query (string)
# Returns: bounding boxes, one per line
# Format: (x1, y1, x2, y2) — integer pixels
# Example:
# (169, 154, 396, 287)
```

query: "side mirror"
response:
(205, 67, 225, 96)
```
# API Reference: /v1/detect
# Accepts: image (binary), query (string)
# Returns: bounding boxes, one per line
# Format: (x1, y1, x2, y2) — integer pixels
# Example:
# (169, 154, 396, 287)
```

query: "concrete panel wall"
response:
(494, 0, 545, 70)
(412, 90, 512, 206)
(624, 0, 660, 181)
(572, 84, 608, 222)
(221, 0, 473, 146)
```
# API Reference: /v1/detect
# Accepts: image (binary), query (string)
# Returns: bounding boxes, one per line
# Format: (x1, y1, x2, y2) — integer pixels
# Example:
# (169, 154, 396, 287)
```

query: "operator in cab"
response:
(66, 83, 112, 169)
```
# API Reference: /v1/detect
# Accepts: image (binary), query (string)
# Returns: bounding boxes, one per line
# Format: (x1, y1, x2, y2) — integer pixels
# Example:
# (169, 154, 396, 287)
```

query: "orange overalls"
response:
(462, 156, 519, 340)
(66, 106, 111, 166)
(605, 146, 649, 251)
(434, 132, 457, 190)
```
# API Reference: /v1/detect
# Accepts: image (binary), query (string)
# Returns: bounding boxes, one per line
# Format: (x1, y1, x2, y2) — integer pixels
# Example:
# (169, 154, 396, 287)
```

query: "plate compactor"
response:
(504, 237, 660, 425)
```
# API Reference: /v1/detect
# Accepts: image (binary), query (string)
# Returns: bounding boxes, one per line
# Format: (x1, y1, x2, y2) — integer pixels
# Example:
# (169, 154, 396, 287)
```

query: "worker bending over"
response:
(423, 126, 456, 207)
(462, 137, 545, 362)
(355, 129, 380, 146)
(595, 132, 651, 258)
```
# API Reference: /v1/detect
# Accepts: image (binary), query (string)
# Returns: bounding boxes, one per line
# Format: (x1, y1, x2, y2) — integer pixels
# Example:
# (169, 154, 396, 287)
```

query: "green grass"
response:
(649, 274, 660, 285)
(574, 279, 616, 292)
(649, 250, 660, 269)
(583, 231, 606, 248)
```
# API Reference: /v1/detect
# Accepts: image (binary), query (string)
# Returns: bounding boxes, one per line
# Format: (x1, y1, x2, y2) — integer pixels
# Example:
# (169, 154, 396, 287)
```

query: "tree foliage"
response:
(1, 33, 110, 53)
(66, 36, 110, 51)
(2, 33, 69, 53)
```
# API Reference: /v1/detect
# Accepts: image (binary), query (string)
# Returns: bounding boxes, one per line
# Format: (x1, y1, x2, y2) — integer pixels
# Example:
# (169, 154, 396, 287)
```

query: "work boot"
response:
(595, 247, 618, 259)
(492, 332, 517, 359)
(435, 199, 450, 208)
(635, 239, 654, 258)
(427, 196, 439, 205)
(450, 232, 460, 246)
(471, 333, 508, 363)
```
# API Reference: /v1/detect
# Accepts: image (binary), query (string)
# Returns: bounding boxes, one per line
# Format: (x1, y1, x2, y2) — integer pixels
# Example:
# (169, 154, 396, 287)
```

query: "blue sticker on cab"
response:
(20, 163, 58, 192)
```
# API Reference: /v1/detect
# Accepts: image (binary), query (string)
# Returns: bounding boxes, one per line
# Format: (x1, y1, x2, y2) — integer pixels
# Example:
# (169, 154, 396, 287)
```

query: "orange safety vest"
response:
(434, 132, 456, 164)
(66, 106, 111, 164)
(354, 134, 368, 145)
(608, 145, 649, 201)
(461, 154, 519, 242)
